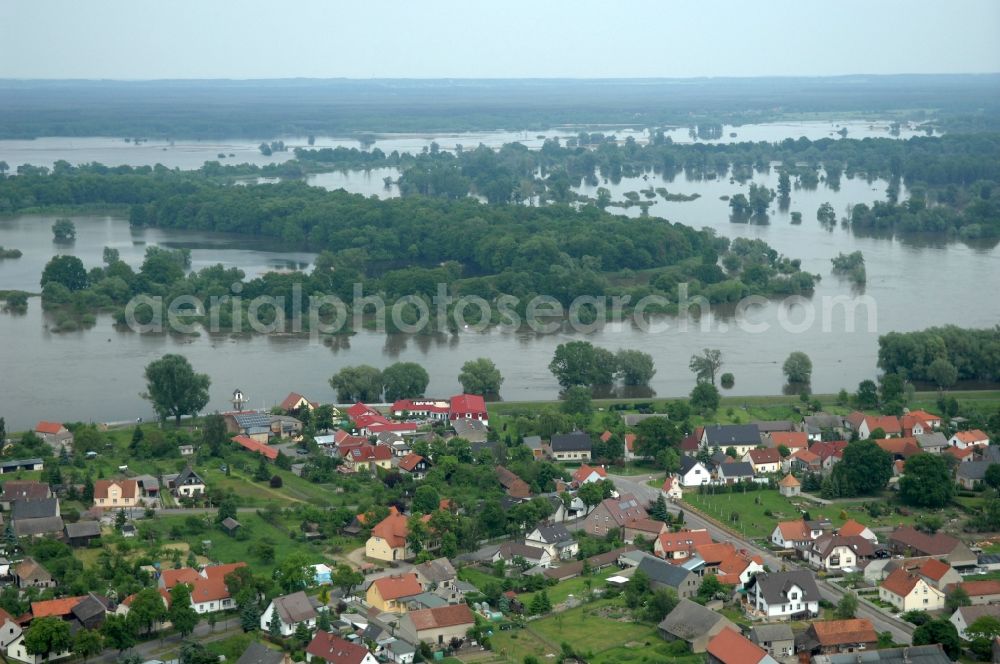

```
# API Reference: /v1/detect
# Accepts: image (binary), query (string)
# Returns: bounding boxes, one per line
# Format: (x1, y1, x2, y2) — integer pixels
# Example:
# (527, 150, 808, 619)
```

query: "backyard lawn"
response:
(518, 566, 624, 607)
(682, 488, 922, 540)
(488, 599, 663, 663)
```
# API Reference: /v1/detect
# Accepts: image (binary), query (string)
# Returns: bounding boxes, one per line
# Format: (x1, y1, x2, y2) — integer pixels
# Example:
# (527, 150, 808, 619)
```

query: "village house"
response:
(661, 475, 684, 500)
(391, 398, 450, 420)
(799, 413, 848, 441)
(305, 632, 378, 664)
(397, 604, 475, 647)
(654, 528, 713, 562)
(950, 605, 1000, 640)
(0, 459, 44, 475)
(696, 542, 765, 588)
(448, 393, 488, 425)
(745, 570, 821, 620)
(232, 434, 278, 460)
(799, 618, 878, 656)
(786, 448, 822, 474)
(0, 481, 50, 510)
(765, 431, 809, 453)
(496, 466, 531, 499)
(944, 579, 1000, 605)
(13, 558, 54, 589)
(702, 423, 762, 457)
(950, 429, 990, 449)
(33, 421, 73, 453)
(160, 562, 246, 614)
(638, 556, 700, 599)
(743, 448, 782, 474)
(622, 517, 668, 544)
(93, 478, 139, 509)
(584, 493, 647, 537)
(875, 437, 922, 461)
(879, 567, 945, 612)
(658, 598, 738, 653)
(522, 435, 546, 459)
(778, 474, 801, 497)
(957, 460, 991, 489)
(804, 534, 881, 572)
(412, 558, 461, 604)
(715, 461, 755, 484)
(549, 432, 592, 461)
(64, 521, 102, 547)
(12, 497, 64, 538)
(679, 457, 711, 487)
(280, 392, 318, 413)
(397, 453, 429, 479)
(525, 523, 578, 560)
(366, 573, 423, 613)
(749, 623, 795, 660)
(493, 541, 551, 568)
(915, 432, 950, 453)
(838, 519, 878, 543)
(887, 526, 978, 570)
(882, 558, 961, 591)
(770, 519, 826, 551)
(571, 463, 607, 487)
(706, 627, 778, 664)
(365, 507, 431, 562)
(260, 591, 319, 635)
(846, 412, 901, 439)
(344, 444, 394, 472)
(174, 466, 206, 498)
(228, 411, 273, 443)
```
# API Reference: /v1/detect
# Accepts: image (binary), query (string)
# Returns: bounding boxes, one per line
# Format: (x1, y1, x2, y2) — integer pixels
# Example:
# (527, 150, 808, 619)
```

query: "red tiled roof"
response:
(280, 392, 316, 411)
(571, 464, 607, 484)
(349, 444, 392, 462)
(810, 440, 848, 459)
(776, 520, 812, 542)
(391, 399, 449, 414)
(347, 402, 379, 420)
(624, 433, 637, 452)
(370, 509, 410, 549)
(950, 580, 1000, 598)
(398, 453, 426, 472)
(624, 517, 666, 536)
(945, 446, 975, 461)
(449, 393, 487, 416)
(161, 567, 201, 589)
(876, 437, 921, 458)
(232, 435, 278, 460)
(779, 474, 801, 487)
(811, 619, 878, 646)
(656, 529, 712, 554)
(769, 431, 809, 449)
(908, 410, 940, 423)
(31, 596, 86, 618)
(916, 558, 952, 582)
(837, 520, 869, 538)
(35, 421, 64, 435)
(408, 603, 475, 631)
(954, 430, 989, 444)
(306, 632, 372, 664)
(706, 627, 767, 664)
(747, 448, 781, 464)
(866, 415, 902, 435)
(371, 573, 422, 600)
(791, 449, 820, 464)
(203, 562, 247, 582)
(881, 567, 922, 597)
(94, 478, 138, 501)
(599, 430, 613, 443)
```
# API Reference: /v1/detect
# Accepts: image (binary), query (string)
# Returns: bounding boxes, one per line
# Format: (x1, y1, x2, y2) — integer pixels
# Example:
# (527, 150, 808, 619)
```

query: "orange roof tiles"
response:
(779, 474, 801, 487)
(232, 434, 278, 460)
(370, 508, 411, 549)
(407, 604, 475, 631)
(35, 421, 65, 435)
(571, 464, 607, 484)
(770, 431, 809, 449)
(371, 573, 422, 600)
(706, 627, 767, 664)
(811, 619, 878, 646)
(398, 453, 426, 472)
(881, 567, 922, 597)
(837, 520, 869, 538)
(31, 596, 86, 618)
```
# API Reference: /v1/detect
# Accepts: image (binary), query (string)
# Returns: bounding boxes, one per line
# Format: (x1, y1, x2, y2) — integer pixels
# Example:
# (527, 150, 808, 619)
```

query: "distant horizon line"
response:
(1, 72, 999, 84)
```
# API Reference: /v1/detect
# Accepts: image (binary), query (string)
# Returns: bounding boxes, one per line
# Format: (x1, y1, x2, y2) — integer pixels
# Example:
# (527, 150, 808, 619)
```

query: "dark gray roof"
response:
(523, 435, 542, 449)
(680, 456, 703, 474)
(498, 542, 547, 561)
(984, 446, 1000, 464)
(747, 570, 821, 604)
(622, 413, 666, 426)
(914, 432, 949, 449)
(12, 497, 59, 519)
(978, 553, 1000, 565)
(233, 412, 271, 429)
(71, 594, 111, 623)
(658, 598, 731, 640)
(531, 523, 572, 544)
(803, 414, 846, 429)
(957, 461, 992, 480)
(637, 556, 694, 590)
(176, 466, 205, 487)
(235, 642, 285, 664)
(65, 521, 101, 538)
(15, 515, 64, 536)
(811, 644, 950, 663)
(753, 421, 794, 433)
(0, 458, 43, 470)
(221, 517, 241, 530)
(704, 424, 761, 446)
(719, 462, 755, 478)
(749, 623, 794, 644)
(550, 432, 592, 452)
(413, 558, 456, 584)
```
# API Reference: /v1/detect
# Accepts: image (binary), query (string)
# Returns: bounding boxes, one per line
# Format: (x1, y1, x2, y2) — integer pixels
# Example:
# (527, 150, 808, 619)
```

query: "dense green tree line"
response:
(878, 326, 1000, 383)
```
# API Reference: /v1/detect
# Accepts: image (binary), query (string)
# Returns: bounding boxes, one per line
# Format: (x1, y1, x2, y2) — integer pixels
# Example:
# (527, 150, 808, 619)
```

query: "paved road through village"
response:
(608, 473, 915, 645)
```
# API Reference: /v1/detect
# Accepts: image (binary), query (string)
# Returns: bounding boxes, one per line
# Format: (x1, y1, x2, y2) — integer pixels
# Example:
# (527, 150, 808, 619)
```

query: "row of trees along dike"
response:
(15, 163, 817, 331)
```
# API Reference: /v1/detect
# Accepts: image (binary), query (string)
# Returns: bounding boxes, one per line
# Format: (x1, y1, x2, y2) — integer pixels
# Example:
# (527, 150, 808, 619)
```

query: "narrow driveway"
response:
(608, 473, 914, 645)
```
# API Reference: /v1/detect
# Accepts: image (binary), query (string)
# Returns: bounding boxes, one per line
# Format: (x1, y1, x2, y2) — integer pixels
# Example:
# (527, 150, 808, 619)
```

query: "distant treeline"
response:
(293, 133, 1000, 237)
(878, 326, 1000, 383)
(0, 75, 998, 138)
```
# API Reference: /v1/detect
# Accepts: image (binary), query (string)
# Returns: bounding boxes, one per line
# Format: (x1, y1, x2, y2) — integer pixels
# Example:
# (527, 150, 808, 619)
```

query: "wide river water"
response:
(0, 121, 995, 431)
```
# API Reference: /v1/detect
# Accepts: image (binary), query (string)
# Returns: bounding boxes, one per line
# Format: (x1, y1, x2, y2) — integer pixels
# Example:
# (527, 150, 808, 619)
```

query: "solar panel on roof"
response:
(234, 413, 271, 428)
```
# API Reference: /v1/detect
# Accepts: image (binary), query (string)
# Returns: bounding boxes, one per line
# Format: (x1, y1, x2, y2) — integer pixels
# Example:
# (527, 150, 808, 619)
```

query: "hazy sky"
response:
(3, 0, 999, 79)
